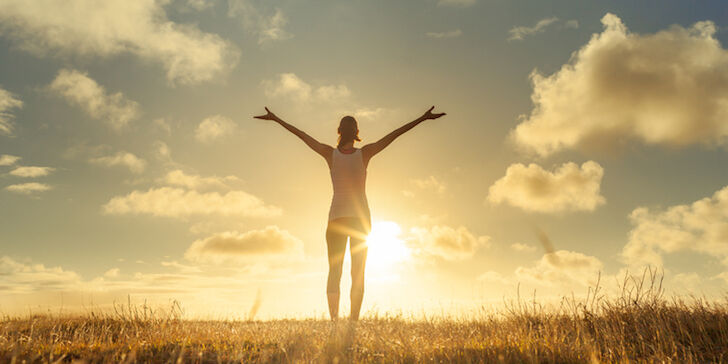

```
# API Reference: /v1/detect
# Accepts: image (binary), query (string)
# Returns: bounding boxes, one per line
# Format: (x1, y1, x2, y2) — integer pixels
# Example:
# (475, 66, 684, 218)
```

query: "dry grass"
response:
(2, 269, 728, 363)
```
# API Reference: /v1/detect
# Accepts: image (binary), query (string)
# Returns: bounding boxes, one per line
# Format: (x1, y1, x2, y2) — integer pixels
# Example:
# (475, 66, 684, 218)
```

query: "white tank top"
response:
(328, 148, 370, 222)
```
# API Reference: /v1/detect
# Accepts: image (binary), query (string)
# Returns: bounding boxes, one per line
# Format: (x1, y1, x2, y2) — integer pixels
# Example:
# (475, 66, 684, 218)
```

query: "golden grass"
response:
(2, 270, 727, 363)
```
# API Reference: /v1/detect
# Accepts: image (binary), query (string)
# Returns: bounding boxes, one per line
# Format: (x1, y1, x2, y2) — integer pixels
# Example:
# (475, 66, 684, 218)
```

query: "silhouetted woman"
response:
(254, 106, 446, 320)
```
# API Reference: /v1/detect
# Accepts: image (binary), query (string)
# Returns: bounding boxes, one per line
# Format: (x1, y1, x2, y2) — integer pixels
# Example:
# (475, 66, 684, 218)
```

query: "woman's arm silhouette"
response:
(362, 106, 445, 164)
(254, 107, 334, 165)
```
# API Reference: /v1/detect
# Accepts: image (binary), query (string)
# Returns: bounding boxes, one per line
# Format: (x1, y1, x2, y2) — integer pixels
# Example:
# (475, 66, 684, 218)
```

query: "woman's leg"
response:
(326, 220, 347, 320)
(349, 218, 369, 321)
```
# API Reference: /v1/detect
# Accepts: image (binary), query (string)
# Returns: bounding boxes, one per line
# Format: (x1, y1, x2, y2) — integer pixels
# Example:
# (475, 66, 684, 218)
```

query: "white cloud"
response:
(0, 0, 239, 85)
(515, 250, 603, 288)
(488, 161, 605, 213)
(195, 115, 237, 143)
(0, 256, 80, 293)
(89, 151, 146, 174)
(437, 0, 475, 7)
(404, 176, 447, 198)
(0, 154, 20, 166)
(409, 225, 489, 261)
(228, 1, 292, 44)
(102, 187, 281, 218)
(262, 73, 351, 104)
(0, 87, 22, 136)
(103, 268, 120, 278)
(185, 226, 304, 263)
(160, 169, 240, 190)
(9, 166, 55, 178)
(622, 185, 728, 268)
(477, 271, 510, 284)
(508, 17, 560, 41)
(511, 242, 537, 252)
(426, 29, 463, 39)
(5, 182, 52, 194)
(49, 69, 140, 131)
(512, 14, 728, 156)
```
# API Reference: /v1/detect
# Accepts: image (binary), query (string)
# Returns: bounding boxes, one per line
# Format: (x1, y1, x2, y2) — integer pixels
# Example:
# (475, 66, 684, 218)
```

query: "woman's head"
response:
(337, 115, 361, 148)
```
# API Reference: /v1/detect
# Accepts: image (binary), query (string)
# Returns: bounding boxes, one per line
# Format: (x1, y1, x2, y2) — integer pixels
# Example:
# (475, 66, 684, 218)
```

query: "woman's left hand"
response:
(421, 106, 446, 120)
(254, 107, 281, 122)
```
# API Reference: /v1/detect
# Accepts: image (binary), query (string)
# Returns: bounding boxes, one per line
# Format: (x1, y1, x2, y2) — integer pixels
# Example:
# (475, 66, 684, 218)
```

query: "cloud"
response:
(511, 242, 537, 252)
(508, 17, 560, 41)
(622, 185, 728, 268)
(512, 14, 728, 156)
(228, 1, 292, 44)
(437, 0, 475, 7)
(185, 226, 304, 262)
(195, 115, 237, 143)
(5, 182, 52, 194)
(102, 187, 281, 218)
(477, 271, 510, 284)
(0, 256, 81, 293)
(262, 73, 351, 104)
(0, 86, 22, 136)
(89, 151, 146, 174)
(49, 69, 140, 131)
(0, 0, 239, 85)
(403, 176, 447, 198)
(488, 161, 605, 213)
(409, 225, 489, 261)
(426, 29, 463, 39)
(0, 154, 20, 166)
(515, 250, 603, 288)
(160, 169, 240, 190)
(8, 166, 55, 178)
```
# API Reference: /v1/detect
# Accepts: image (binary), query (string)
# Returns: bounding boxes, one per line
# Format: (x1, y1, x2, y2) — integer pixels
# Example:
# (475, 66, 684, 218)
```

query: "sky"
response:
(2, 0, 728, 319)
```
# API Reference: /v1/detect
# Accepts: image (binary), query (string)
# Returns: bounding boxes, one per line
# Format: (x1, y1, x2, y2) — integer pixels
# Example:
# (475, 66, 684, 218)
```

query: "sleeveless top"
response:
(328, 148, 370, 222)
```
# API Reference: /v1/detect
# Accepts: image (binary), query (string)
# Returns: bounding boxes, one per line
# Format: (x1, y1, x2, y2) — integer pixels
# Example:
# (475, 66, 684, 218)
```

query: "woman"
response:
(254, 106, 446, 320)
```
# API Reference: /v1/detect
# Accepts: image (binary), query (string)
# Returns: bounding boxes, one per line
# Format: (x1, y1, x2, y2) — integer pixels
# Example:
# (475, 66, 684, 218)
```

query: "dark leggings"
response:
(326, 217, 370, 300)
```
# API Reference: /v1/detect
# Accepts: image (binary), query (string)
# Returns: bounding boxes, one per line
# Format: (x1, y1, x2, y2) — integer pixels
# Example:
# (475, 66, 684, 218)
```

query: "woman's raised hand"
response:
(420, 106, 446, 120)
(254, 107, 281, 122)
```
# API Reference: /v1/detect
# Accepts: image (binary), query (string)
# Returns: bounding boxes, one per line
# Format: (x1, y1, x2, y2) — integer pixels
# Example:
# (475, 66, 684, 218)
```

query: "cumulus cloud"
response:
(409, 225, 489, 261)
(0, 87, 22, 136)
(437, 0, 475, 7)
(195, 115, 236, 143)
(512, 13, 728, 156)
(185, 226, 304, 262)
(622, 185, 728, 268)
(49, 69, 140, 131)
(9, 166, 55, 178)
(0, 154, 20, 166)
(488, 161, 605, 213)
(160, 169, 240, 190)
(102, 187, 281, 218)
(426, 29, 463, 39)
(0, 256, 81, 293)
(477, 271, 510, 284)
(262, 73, 351, 104)
(5, 182, 52, 194)
(228, 0, 292, 44)
(0, 0, 239, 85)
(515, 250, 603, 288)
(403, 176, 447, 198)
(89, 151, 146, 174)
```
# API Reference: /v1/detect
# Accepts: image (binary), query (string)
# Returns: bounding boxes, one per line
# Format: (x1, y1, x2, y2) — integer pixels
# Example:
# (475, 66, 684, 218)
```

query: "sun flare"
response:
(365, 221, 411, 273)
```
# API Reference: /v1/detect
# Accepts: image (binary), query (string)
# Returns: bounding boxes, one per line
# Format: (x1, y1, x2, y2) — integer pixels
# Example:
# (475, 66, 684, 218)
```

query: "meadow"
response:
(2, 270, 727, 363)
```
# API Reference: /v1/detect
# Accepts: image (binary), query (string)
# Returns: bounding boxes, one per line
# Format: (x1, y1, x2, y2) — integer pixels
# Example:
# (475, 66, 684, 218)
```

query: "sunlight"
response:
(365, 221, 411, 273)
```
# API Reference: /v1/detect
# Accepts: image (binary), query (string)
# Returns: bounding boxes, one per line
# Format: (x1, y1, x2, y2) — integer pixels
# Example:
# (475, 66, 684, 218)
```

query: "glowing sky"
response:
(2, 0, 728, 318)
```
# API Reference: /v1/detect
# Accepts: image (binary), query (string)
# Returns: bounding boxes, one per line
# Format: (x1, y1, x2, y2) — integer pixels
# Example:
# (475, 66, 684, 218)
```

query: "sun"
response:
(365, 221, 411, 273)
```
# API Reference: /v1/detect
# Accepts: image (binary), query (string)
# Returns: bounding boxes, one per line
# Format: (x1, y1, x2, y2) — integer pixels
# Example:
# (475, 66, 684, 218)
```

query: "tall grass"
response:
(1, 269, 727, 363)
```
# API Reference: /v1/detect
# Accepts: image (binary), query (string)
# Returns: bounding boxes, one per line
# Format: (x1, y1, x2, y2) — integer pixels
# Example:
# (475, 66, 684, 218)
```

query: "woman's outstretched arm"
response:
(254, 107, 333, 163)
(362, 106, 445, 163)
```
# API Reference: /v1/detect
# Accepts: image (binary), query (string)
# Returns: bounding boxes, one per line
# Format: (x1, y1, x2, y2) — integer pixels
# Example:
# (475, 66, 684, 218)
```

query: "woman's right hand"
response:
(420, 106, 446, 120)
(254, 107, 281, 122)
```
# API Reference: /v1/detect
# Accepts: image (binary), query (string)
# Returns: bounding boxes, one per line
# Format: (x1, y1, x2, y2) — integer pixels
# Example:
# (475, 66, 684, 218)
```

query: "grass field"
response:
(2, 271, 728, 363)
